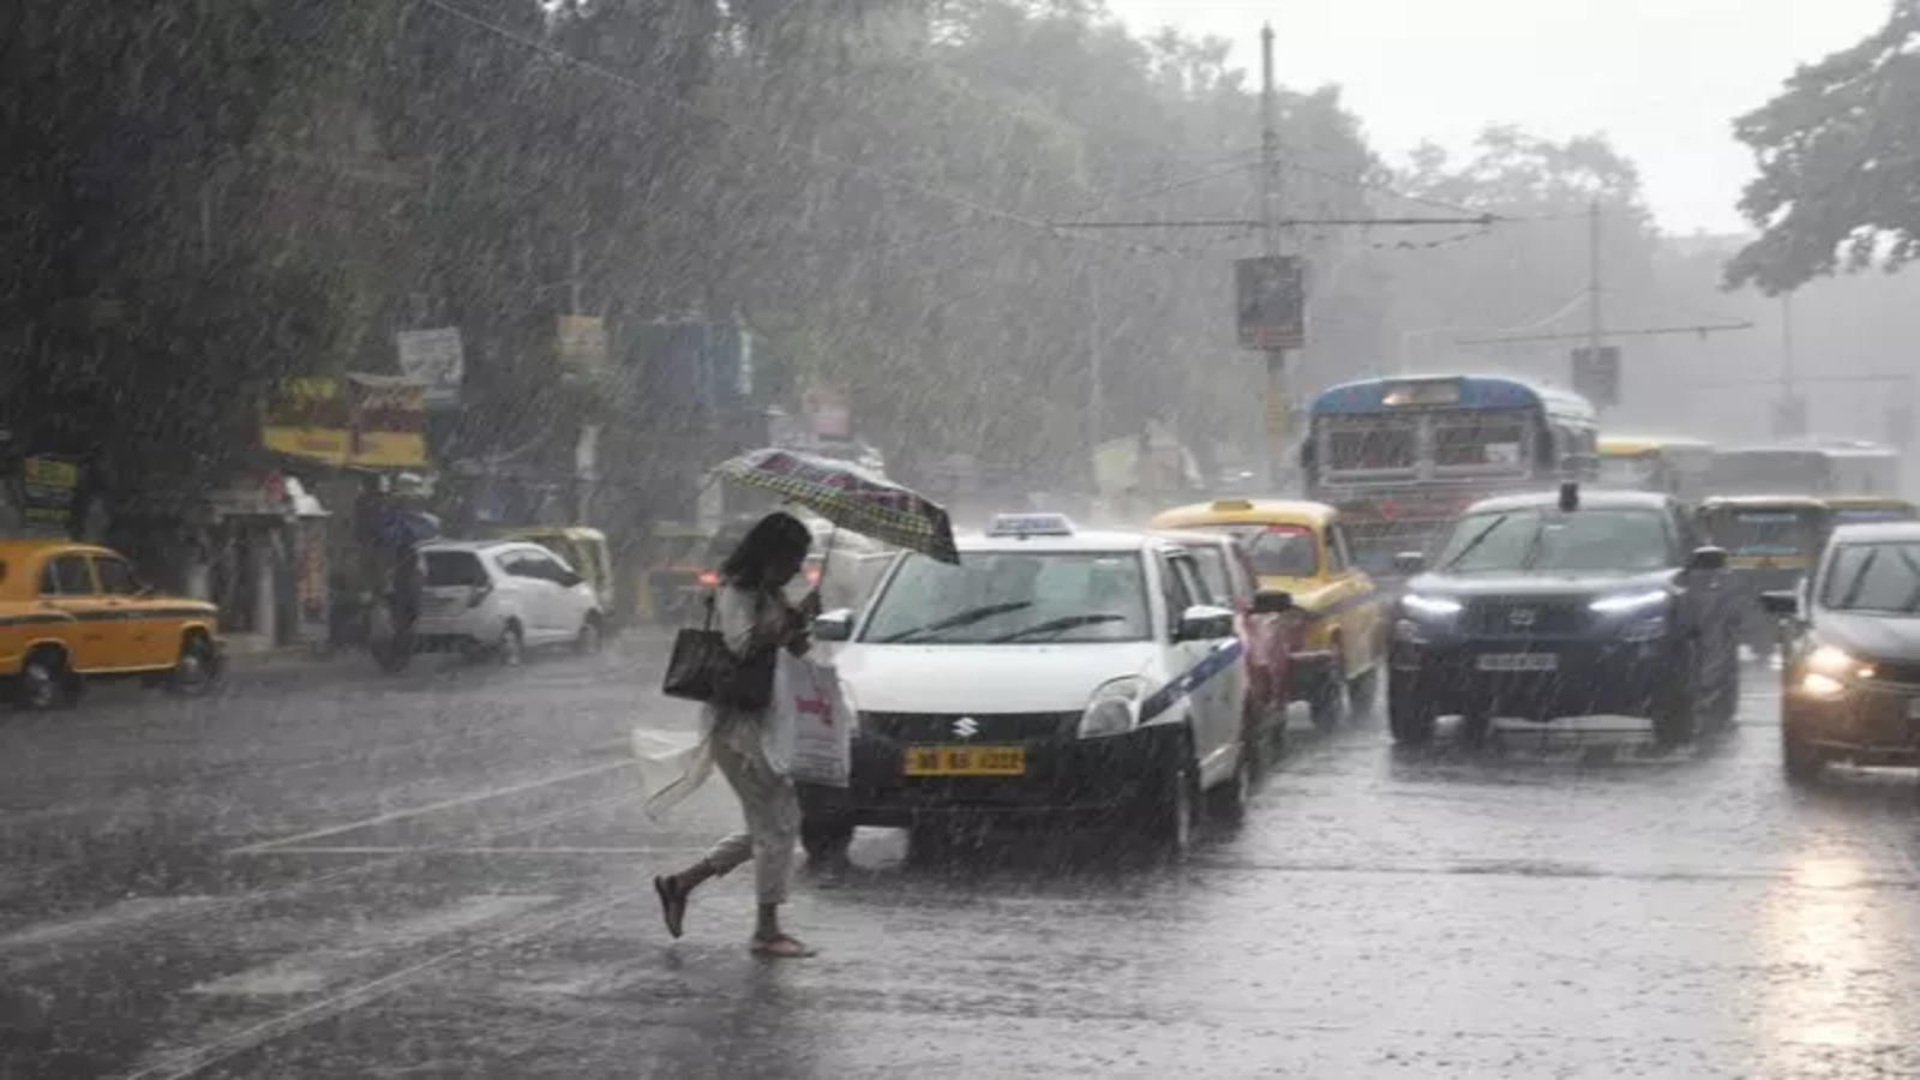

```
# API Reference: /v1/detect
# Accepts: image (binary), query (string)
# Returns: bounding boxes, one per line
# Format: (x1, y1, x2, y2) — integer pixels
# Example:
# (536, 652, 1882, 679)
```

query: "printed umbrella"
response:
(710, 448, 959, 564)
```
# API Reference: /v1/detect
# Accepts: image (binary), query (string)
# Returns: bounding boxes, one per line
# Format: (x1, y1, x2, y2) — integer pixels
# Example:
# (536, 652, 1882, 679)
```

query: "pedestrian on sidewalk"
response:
(650, 511, 820, 958)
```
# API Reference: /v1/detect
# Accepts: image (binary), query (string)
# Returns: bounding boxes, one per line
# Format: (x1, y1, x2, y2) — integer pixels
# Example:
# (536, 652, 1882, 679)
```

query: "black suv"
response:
(1389, 487, 1739, 747)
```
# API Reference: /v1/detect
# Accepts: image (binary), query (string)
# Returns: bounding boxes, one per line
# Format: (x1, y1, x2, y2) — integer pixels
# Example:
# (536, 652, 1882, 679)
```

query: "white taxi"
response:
(798, 514, 1250, 860)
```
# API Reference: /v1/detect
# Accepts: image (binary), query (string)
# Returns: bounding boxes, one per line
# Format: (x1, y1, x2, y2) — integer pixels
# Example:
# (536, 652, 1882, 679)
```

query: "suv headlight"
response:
(1402, 594, 1464, 619)
(1078, 676, 1150, 739)
(1589, 589, 1667, 615)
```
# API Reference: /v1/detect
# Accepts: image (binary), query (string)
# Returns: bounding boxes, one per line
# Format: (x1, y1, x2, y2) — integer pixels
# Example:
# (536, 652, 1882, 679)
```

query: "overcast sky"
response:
(1105, 0, 1892, 235)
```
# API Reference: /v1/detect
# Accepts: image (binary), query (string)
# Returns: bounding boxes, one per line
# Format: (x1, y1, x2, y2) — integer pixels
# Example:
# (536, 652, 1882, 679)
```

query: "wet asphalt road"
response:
(4, 638, 1920, 1078)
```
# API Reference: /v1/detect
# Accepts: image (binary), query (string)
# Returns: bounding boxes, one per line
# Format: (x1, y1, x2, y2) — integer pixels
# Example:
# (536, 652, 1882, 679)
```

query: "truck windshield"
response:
(1434, 509, 1672, 573)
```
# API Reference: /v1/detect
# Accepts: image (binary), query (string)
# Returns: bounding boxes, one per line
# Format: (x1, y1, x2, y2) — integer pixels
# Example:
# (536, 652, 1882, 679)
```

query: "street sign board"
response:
(1570, 346, 1621, 408)
(1236, 256, 1306, 350)
(396, 327, 464, 407)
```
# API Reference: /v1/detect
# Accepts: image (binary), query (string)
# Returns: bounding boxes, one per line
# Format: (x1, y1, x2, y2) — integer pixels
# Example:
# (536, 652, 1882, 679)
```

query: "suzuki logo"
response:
(1508, 608, 1537, 628)
(952, 716, 980, 738)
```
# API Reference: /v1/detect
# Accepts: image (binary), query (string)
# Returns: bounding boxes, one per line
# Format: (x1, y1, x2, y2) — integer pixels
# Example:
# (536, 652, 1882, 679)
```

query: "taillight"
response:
(467, 582, 492, 608)
(697, 570, 719, 588)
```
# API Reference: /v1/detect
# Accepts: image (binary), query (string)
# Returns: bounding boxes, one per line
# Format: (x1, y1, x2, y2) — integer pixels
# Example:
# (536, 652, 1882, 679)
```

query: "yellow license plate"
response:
(903, 745, 1026, 777)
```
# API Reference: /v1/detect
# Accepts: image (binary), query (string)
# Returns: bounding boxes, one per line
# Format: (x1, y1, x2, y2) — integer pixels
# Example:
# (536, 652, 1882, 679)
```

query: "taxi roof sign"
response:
(1211, 498, 1254, 512)
(988, 512, 1075, 537)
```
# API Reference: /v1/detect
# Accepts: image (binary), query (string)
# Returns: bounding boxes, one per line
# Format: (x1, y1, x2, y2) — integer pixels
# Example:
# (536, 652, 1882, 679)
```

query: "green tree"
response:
(1727, 0, 1920, 293)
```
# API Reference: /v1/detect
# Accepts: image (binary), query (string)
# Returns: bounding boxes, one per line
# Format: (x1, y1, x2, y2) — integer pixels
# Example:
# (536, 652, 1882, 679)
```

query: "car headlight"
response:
(1800, 671, 1848, 699)
(1590, 589, 1667, 615)
(1393, 618, 1428, 645)
(1402, 594, 1464, 619)
(1078, 676, 1150, 739)
(1797, 644, 1874, 700)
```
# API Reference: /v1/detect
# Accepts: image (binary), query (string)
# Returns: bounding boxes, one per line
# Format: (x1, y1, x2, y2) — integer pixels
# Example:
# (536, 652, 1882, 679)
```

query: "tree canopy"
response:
(1728, 0, 1920, 293)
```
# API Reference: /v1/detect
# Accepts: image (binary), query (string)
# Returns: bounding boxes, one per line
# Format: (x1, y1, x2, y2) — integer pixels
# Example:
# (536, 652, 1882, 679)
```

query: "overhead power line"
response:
(1049, 214, 1501, 229)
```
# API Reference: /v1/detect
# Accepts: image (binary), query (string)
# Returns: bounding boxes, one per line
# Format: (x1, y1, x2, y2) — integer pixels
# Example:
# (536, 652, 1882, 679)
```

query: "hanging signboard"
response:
(1236, 255, 1307, 350)
(1570, 346, 1621, 408)
(262, 375, 429, 468)
(21, 455, 80, 528)
(557, 314, 609, 375)
(395, 327, 464, 407)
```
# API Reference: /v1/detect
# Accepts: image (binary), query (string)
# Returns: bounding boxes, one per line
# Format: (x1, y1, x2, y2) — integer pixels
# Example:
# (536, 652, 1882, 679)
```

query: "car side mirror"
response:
(1251, 589, 1293, 615)
(811, 609, 855, 642)
(1176, 604, 1235, 642)
(1686, 546, 1729, 573)
(1759, 590, 1800, 618)
(1393, 551, 1426, 575)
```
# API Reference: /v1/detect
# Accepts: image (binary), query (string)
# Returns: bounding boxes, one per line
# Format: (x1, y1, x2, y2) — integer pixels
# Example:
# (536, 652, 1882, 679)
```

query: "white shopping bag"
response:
(777, 651, 853, 788)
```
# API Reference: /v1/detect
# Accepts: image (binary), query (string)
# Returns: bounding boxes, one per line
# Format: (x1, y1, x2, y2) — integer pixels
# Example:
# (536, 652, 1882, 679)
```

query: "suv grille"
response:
(1466, 599, 1588, 638)
(860, 711, 1080, 743)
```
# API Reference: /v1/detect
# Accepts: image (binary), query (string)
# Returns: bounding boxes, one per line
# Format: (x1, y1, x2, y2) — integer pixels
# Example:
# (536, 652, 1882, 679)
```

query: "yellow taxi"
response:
(0, 540, 221, 709)
(1150, 498, 1388, 728)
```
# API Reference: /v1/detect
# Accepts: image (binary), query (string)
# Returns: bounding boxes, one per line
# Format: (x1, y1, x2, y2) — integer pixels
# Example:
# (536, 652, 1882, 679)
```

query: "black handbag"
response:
(662, 592, 778, 710)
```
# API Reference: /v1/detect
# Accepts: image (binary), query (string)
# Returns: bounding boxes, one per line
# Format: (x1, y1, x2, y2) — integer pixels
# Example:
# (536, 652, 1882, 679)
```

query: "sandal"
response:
(653, 875, 687, 939)
(749, 934, 816, 959)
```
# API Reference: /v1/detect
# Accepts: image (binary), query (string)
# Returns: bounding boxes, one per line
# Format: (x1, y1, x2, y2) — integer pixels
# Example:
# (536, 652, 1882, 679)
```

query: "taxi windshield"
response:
(862, 552, 1150, 644)
(1821, 542, 1920, 613)
(1191, 524, 1317, 577)
(1434, 508, 1672, 573)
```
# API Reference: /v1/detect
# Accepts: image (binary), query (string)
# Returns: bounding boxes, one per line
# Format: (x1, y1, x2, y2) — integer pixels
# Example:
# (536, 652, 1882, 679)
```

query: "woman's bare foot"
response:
(749, 933, 816, 958)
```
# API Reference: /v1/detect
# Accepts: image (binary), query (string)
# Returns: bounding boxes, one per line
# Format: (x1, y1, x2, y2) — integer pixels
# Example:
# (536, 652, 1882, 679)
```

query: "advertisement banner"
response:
(263, 376, 428, 468)
(21, 455, 80, 527)
(1236, 255, 1307, 350)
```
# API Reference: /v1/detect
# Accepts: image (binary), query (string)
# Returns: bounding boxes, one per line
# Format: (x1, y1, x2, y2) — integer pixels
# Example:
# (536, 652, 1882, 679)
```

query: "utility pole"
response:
(1780, 292, 1795, 391)
(1089, 270, 1105, 456)
(1586, 199, 1603, 371)
(1259, 23, 1289, 489)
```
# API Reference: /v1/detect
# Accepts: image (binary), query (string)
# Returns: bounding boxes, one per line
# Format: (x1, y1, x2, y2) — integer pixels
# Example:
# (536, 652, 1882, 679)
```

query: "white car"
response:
(798, 513, 1251, 860)
(414, 540, 604, 664)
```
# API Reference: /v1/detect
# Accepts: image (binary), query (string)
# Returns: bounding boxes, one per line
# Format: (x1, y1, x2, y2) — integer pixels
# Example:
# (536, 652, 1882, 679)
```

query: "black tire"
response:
(1388, 677, 1436, 746)
(1142, 763, 1195, 857)
(496, 621, 525, 667)
(1207, 747, 1252, 825)
(574, 614, 605, 656)
(166, 633, 220, 696)
(16, 647, 76, 711)
(1310, 647, 1348, 732)
(1782, 723, 1825, 783)
(1651, 639, 1700, 747)
(800, 816, 854, 864)
(1458, 709, 1494, 748)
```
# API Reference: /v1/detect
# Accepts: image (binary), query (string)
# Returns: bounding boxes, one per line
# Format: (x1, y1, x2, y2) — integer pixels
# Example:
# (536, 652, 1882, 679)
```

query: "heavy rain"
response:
(6, 0, 1920, 1075)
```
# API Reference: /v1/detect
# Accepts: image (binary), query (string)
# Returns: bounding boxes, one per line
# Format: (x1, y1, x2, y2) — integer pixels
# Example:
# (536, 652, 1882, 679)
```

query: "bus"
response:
(1595, 435, 1715, 500)
(1300, 374, 1599, 574)
(1704, 441, 1902, 498)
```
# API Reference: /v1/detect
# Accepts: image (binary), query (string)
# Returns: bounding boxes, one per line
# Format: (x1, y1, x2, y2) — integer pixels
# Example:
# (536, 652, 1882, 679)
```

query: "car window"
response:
(524, 553, 573, 582)
(860, 551, 1149, 644)
(425, 551, 489, 588)
(93, 557, 141, 596)
(1326, 526, 1350, 574)
(1193, 524, 1318, 578)
(1821, 542, 1920, 613)
(50, 554, 95, 596)
(1186, 546, 1232, 604)
(1161, 554, 1199, 631)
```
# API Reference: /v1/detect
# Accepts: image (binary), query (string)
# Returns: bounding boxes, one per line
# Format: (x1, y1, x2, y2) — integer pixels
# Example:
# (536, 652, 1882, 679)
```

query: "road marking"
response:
(255, 845, 705, 856)
(0, 897, 217, 953)
(123, 892, 631, 1080)
(226, 758, 634, 855)
(189, 894, 556, 997)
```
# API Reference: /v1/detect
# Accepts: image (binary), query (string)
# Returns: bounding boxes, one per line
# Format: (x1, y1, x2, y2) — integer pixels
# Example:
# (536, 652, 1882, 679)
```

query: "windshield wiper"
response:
(1895, 549, 1920, 612)
(879, 601, 1032, 643)
(989, 613, 1129, 643)
(1839, 548, 1880, 610)
(1443, 514, 1511, 571)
